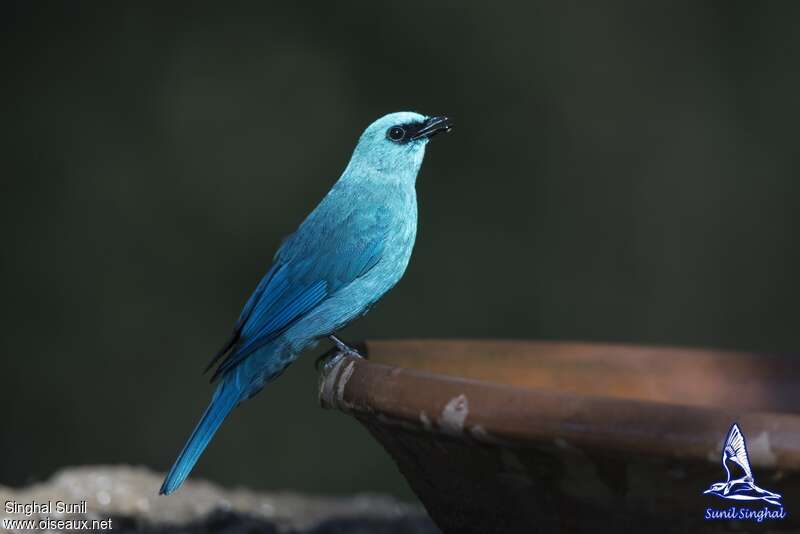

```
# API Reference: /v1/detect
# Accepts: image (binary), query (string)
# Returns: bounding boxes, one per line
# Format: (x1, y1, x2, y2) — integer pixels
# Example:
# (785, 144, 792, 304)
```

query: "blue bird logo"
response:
(703, 423, 782, 506)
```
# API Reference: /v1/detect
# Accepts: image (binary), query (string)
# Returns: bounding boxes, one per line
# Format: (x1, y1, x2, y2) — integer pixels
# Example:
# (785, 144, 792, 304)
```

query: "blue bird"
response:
(160, 112, 452, 495)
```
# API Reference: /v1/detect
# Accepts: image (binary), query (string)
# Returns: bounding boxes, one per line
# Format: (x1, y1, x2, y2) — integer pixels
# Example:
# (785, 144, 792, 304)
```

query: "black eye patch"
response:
(386, 122, 424, 144)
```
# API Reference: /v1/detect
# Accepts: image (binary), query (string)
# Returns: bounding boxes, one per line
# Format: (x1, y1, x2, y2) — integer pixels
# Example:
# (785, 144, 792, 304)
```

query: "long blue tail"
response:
(160, 380, 240, 495)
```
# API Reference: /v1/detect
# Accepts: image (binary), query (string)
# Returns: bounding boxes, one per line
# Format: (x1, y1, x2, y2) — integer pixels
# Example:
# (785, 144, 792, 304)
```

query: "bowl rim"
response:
(319, 338, 800, 471)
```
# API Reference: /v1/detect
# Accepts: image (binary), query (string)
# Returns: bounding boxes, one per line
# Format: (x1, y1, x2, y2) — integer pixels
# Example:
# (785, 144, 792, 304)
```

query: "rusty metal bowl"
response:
(319, 340, 800, 533)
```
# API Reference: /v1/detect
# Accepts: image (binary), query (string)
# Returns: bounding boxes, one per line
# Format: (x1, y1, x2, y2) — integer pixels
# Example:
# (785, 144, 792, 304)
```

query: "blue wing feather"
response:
(236, 263, 283, 331)
(207, 204, 390, 382)
(239, 264, 292, 337)
(211, 280, 328, 379)
(203, 263, 284, 374)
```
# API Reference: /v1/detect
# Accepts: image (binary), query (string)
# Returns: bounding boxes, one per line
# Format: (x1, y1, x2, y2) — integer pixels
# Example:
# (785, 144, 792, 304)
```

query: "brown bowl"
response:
(319, 340, 800, 533)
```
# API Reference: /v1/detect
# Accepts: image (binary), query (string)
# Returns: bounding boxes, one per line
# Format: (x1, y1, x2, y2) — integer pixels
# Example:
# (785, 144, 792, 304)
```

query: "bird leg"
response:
(315, 335, 365, 372)
(328, 334, 364, 357)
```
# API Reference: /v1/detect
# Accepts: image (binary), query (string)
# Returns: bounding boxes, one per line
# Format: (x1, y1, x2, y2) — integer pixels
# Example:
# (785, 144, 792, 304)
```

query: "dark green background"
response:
(2, 2, 798, 500)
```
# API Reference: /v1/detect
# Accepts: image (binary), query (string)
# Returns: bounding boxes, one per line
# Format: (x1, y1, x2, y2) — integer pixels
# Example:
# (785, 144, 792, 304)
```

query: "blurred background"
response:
(2, 1, 798, 501)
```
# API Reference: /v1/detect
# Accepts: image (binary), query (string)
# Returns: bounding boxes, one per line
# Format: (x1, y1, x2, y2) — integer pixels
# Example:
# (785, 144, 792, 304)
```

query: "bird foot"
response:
(315, 335, 365, 373)
(329, 335, 364, 356)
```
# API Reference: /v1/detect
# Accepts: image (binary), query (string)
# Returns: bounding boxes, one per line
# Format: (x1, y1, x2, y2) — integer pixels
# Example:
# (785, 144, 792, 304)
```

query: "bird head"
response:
(704, 482, 728, 494)
(348, 112, 452, 182)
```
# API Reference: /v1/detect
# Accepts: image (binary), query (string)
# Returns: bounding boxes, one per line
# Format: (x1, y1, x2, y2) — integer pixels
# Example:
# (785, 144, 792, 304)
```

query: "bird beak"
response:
(410, 116, 453, 141)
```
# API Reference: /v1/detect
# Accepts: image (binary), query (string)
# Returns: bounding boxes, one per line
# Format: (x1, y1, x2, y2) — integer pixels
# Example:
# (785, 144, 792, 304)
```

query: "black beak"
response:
(410, 116, 453, 141)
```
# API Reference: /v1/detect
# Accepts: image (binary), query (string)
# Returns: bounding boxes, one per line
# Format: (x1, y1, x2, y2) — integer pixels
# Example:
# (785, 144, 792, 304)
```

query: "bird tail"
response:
(160, 379, 240, 495)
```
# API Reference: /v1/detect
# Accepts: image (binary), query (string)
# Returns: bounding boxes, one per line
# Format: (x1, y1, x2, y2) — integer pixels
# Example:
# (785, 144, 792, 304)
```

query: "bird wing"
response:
(203, 262, 282, 374)
(723, 424, 754, 480)
(207, 204, 390, 381)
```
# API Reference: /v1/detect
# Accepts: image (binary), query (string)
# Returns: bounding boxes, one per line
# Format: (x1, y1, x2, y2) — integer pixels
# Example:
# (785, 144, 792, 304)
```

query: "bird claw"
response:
(319, 351, 345, 374)
(315, 336, 366, 373)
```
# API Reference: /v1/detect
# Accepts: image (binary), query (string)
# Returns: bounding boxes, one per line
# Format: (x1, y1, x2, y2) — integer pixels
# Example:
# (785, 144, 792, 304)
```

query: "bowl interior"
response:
(366, 340, 800, 415)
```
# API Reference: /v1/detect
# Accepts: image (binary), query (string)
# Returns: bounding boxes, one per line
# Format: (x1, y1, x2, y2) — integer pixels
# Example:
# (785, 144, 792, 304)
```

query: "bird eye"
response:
(387, 126, 405, 142)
